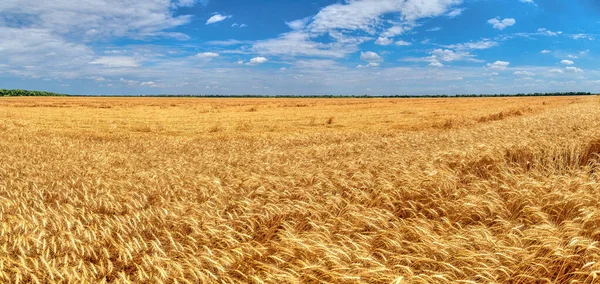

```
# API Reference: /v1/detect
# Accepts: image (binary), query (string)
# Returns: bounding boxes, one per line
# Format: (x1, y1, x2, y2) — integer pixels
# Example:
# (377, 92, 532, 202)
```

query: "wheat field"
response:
(1, 95, 600, 283)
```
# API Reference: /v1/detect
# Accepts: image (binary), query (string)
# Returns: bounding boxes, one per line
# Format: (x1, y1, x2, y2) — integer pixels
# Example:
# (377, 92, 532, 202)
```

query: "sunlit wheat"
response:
(0, 95, 599, 283)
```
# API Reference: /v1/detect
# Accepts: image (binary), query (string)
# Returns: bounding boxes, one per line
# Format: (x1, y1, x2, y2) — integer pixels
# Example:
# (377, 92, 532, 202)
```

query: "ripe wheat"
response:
(0, 96, 599, 283)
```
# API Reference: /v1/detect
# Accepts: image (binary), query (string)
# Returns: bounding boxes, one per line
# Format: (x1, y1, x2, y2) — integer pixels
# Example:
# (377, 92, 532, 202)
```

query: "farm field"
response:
(1, 95, 600, 283)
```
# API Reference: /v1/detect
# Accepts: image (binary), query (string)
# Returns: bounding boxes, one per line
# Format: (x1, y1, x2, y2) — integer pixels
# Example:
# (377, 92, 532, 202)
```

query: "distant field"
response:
(1, 96, 600, 283)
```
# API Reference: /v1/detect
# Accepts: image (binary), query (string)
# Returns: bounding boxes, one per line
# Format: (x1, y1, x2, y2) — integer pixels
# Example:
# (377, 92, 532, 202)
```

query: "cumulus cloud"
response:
(430, 49, 473, 62)
(308, 0, 462, 34)
(487, 18, 516, 30)
(540, 50, 551, 54)
(429, 61, 444, 67)
(486, 61, 510, 70)
(247, 57, 268, 65)
(565, 66, 583, 73)
(549, 69, 564, 74)
(252, 0, 462, 59)
(560, 60, 574, 65)
(206, 14, 231, 25)
(423, 48, 478, 67)
(396, 40, 412, 46)
(375, 37, 394, 46)
(360, 51, 383, 63)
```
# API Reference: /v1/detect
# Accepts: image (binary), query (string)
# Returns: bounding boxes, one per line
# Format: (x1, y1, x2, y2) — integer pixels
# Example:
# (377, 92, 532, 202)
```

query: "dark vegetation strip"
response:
(0, 89, 594, 98)
(68, 92, 596, 98)
(1, 89, 68, 97)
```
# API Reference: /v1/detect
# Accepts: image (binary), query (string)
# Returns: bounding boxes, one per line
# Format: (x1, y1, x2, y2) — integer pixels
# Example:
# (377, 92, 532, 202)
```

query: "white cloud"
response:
(446, 8, 464, 18)
(560, 60, 574, 65)
(89, 56, 139, 68)
(424, 47, 480, 67)
(486, 61, 510, 70)
(396, 40, 412, 46)
(120, 78, 139, 86)
(381, 25, 410, 37)
(430, 49, 473, 62)
(206, 14, 231, 25)
(514, 71, 535, 76)
(239, 24, 247, 28)
(429, 61, 444, 67)
(540, 50, 551, 54)
(308, 0, 462, 34)
(395, 0, 464, 22)
(571, 34, 594, 40)
(520, 0, 535, 3)
(487, 18, 516, 30)
(140, 81, 166, 88)
(0, 0, 198, 39)
(375, 37, 394, 46)
(565, 66, 583, 73)
(196, 52, 220, 58)
(286, 17, 310, 30)
(446, 39, 498, 50)
(250, 0, 462, 59)
(0, 27, 93, 68)
(537, 28, 558, 36)
(549, 69, 564, 74)
(252, 31, 360, 58)
(360, 51, 383, 63)
(357, 62, 380, 68)
(247, 57, 268, 65)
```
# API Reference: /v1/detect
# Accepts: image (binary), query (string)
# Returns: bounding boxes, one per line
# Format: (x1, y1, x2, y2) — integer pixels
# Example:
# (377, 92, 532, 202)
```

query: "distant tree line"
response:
(1, 89, 67, 97)
(0, 89, 594, 98)
(123, 92, 594, 98)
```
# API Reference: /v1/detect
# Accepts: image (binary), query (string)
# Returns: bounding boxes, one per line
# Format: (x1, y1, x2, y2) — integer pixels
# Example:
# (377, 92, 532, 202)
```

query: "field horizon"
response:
(1, 88, 596, 98)
(1, 95, 600, 283)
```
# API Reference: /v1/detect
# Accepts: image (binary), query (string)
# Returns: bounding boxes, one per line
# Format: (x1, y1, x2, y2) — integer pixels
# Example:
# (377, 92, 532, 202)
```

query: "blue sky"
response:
(1, 0, 599, 95)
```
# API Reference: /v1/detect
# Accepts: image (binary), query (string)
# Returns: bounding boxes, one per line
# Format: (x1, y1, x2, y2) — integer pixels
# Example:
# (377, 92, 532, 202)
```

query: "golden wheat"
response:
(0, 96, 599, 283)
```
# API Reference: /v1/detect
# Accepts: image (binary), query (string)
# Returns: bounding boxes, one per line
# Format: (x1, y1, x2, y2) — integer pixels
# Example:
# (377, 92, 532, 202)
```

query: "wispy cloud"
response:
(206, 13, 231, 25)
